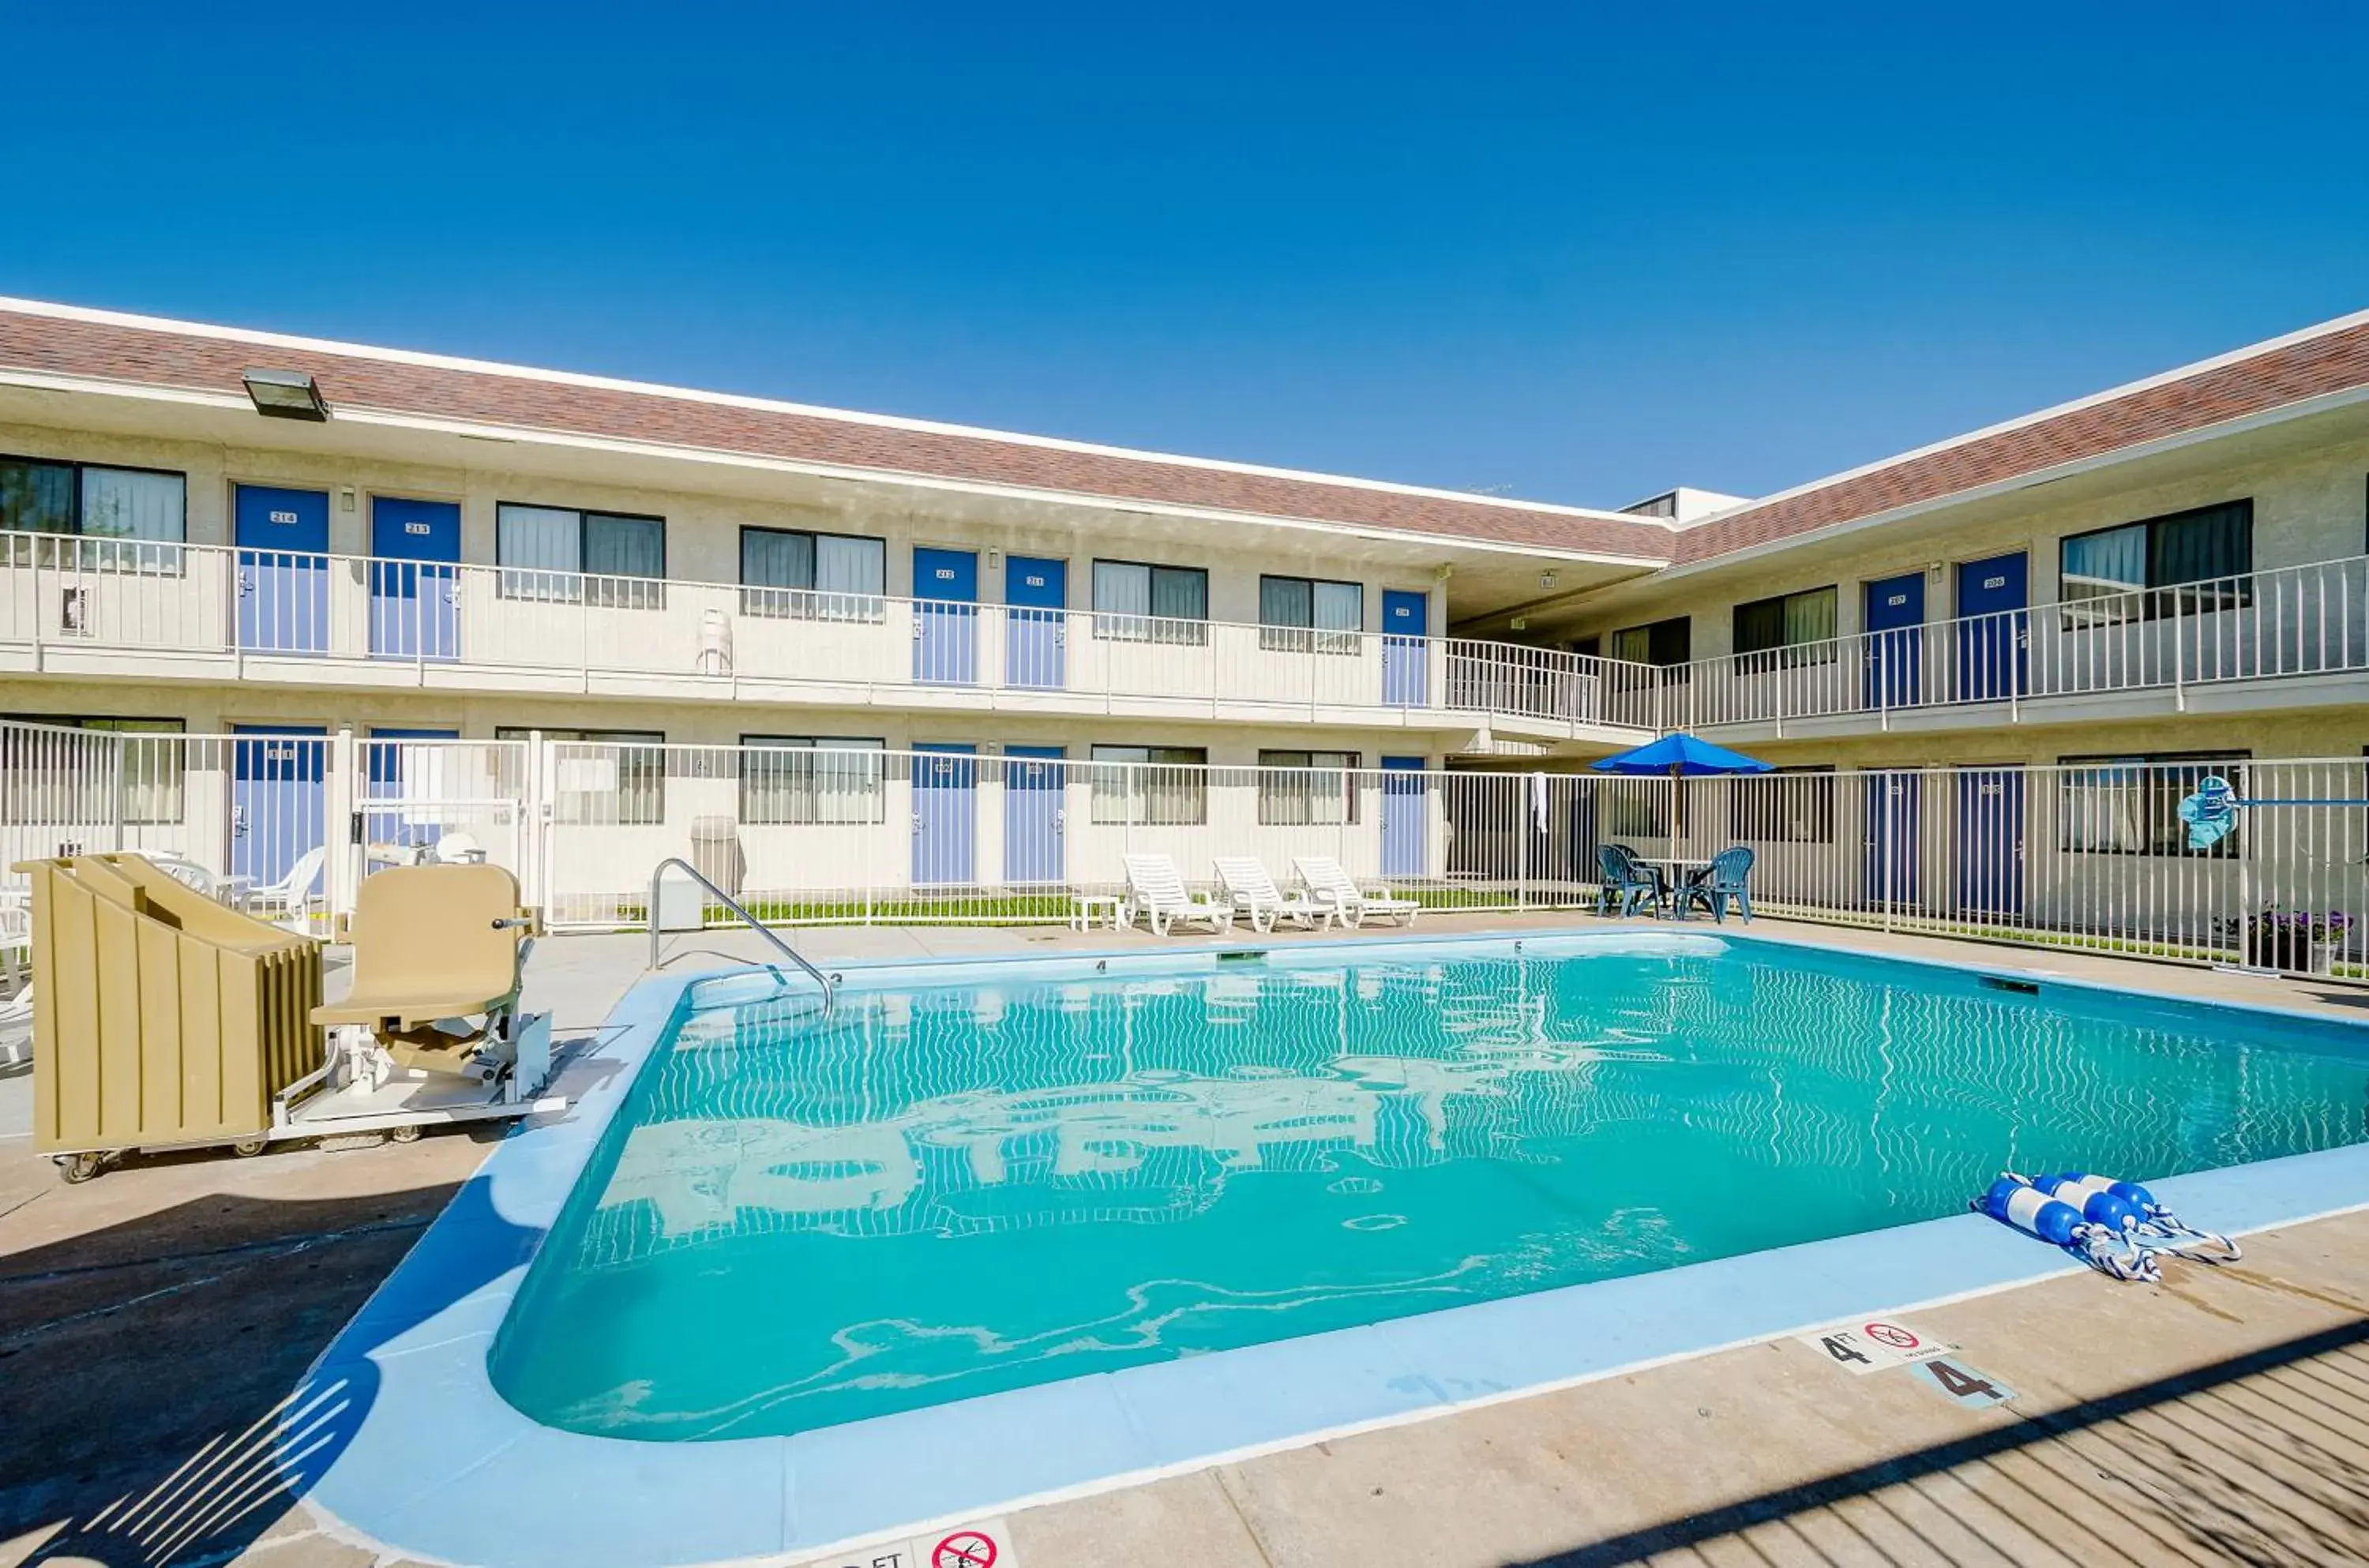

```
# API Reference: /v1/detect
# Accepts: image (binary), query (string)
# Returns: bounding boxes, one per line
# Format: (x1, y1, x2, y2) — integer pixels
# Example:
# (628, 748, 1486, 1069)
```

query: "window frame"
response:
(497, 725, 667, 823)
(494, 501, 669, 608)
(737, 734, 888, 825)
(2058, 498, 2254, 625)
(1257, 575, 1365, 655)
(1256, 748, 1361, 825)
(1089, 743, 1209, 824)
(0, 454, 189, 574)
(1731, 763, 1835, 844)
(1608, 616, 1691, 681)
(1731, 585, 1839, 668)
(0, 713, 186, 827)
(2056, 748, 2249, 859)
(1091, 558, 1211, 646)
(737, 526, 887, 622)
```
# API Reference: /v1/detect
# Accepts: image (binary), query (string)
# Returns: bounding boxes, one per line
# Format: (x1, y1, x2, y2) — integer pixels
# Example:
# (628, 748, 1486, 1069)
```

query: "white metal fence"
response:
(2, 722, 2361, 977)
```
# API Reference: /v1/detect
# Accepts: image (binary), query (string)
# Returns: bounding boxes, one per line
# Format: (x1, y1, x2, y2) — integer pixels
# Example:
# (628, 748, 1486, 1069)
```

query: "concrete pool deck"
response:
(7, 915, 2369, 1566)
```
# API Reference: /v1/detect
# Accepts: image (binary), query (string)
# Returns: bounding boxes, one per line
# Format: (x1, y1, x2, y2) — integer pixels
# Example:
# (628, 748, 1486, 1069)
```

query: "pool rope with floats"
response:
(1973, 1172, 2241, 1282)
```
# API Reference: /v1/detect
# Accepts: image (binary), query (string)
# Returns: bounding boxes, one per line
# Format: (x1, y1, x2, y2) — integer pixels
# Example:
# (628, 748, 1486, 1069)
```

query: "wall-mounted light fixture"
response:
(241, 367, 329, 422)
(1510, 616, 1530, 631)
(987, 549, 1003, 572)
(338, 486, 357, 512)
(1538, 571, 1558, 591)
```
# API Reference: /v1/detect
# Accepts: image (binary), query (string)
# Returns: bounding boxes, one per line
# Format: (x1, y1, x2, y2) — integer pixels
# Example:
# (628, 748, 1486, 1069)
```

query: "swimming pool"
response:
(490, 931, 2369, 1442)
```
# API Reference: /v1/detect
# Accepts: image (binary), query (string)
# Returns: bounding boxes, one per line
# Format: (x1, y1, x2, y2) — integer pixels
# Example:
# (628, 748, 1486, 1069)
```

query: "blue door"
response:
(1382, 591, 1429, 706)
(231, 726, 326, 888)
(1381, 756, 1427, 877)
(1004, 746, 1065, 884)
(366, 727, 461, 865)
(1862, 572, 1925, 709)
(914, 548, 979, 685)
(912, 744, 978, 886)
(1862, 771, 1920, 908)
(1955, 766, 2025, 920)
(234, 486, 329, 655)
(1955, 552, 2029, 702)
(371, 498, 462, 661)
(1005, 557, 1067, 689)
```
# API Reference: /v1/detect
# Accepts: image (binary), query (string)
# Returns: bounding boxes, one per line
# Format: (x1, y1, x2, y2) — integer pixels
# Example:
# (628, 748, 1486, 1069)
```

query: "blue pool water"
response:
(490, 934, 2369, 1441)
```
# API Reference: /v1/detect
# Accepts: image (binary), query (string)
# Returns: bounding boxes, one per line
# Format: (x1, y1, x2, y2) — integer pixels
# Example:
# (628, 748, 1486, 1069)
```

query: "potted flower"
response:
(2246, 910, 2351, 973)
(2311, 911, 2351, 976)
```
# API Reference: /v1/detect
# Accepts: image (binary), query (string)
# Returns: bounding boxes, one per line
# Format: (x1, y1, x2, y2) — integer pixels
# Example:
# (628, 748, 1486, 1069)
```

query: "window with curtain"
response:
(1732, 765, 1834, 843)
(1259, 576, 1363, 654)
(739, 736, 886, 824)
(0, 458, 73, 536)
(1089, 743, 1207, 823)
(1609, 617, 1691, 666)
(2059, 500, 2253, 624)
(1257, 749, 1360, 824)
(1732, 587, 1838, 667)
(739, 527, 886, 621)
(79, 467, 185, 543)
(496, 503, 666, 606)
(0, 457, 186, 572)
(2058, 750, 2246, 857)
(497, 726, 666, 823)
(0, 714, 185, 826)
(497, 504, 585, 602)
(1093, 560, 1208, 645)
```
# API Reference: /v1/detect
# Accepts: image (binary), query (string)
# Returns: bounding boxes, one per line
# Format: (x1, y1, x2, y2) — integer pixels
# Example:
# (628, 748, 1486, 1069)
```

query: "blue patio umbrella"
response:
(1590, 733, 1770, 842)
(1589, 733, 1773, 776)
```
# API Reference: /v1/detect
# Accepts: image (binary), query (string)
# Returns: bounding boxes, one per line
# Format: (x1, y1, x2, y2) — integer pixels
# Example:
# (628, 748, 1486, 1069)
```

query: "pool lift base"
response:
(282, 1010, 566, 1139)
(49, 1011, 565, 1182)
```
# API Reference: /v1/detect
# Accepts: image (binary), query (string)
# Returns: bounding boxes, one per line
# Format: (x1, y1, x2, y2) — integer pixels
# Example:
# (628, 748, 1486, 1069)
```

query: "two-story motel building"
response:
(1, 296, 2365, 935)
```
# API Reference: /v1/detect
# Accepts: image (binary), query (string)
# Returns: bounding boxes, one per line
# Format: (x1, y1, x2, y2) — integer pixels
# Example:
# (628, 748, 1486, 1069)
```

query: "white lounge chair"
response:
(1292, 855, 1421, 928)
(1214, 857, 1326, 933)
(241, 846, 327, 928)
(1121, 854, 1234, 936)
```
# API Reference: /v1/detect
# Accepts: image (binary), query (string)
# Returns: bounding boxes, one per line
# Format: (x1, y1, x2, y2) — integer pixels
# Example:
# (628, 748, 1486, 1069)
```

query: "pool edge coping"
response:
(296, 927, 2369, 1568)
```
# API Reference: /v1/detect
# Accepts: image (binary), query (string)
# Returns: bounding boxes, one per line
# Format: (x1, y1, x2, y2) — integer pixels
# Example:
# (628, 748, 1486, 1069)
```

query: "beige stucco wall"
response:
(0, 418, 1451, 636)
(1562, 430, 2369, 658)
(0, 677, 1447, 765)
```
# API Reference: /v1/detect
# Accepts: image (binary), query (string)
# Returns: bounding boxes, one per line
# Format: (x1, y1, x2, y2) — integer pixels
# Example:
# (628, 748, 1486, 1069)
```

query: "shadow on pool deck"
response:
(1514, 1315, 2369, 1566)
(0, 1136, 534, 1568)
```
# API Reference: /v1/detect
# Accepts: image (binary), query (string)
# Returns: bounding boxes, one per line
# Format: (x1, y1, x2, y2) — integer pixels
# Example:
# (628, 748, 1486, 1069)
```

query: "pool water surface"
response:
(489, 933, 2369, 1440)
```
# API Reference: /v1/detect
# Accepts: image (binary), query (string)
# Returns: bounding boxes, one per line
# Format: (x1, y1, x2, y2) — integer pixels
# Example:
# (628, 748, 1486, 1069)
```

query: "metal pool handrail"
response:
(648, 857, 835, 1012)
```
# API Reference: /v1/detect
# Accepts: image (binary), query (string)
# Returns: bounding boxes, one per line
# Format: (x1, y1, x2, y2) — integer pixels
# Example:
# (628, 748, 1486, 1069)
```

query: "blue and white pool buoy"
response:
(1972, 1175, 2158, 1281)
(2030, 1171, 2242, 1263)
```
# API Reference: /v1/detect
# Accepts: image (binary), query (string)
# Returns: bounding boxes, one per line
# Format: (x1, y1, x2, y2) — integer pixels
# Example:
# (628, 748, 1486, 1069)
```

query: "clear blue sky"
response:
(6, 4, 2365, 509)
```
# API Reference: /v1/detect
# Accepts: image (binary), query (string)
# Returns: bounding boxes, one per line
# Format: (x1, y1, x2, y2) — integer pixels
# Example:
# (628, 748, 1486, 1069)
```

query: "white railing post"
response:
(326, 726, 359, 928)
(2172, 585, 2186, 712)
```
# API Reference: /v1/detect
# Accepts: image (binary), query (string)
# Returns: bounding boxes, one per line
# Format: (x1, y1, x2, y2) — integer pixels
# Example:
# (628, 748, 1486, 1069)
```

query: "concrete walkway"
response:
(3, 916, 2367, 1567)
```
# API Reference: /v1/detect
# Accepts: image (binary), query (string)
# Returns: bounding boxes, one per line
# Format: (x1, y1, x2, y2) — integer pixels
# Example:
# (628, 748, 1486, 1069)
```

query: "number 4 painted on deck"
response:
(1916, 1357, 2016, 1409)
(1821, 1334, 1872, 1367)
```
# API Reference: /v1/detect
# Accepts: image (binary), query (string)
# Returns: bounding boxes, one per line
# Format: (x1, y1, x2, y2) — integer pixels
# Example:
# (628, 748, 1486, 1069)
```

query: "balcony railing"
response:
(1653, 555, 2369, 731)
(0, 531, 1644, 735)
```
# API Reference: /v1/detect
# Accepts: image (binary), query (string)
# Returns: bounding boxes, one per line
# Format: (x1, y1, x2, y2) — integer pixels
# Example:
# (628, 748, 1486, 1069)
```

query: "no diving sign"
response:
(1795, 1317, 1956, 1375)
(794, 1519, 1016, 1568)
(933, 1532, 997, 1568)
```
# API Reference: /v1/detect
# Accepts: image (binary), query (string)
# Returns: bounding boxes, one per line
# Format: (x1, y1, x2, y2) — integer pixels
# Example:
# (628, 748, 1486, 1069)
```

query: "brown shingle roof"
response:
(1676, 317, 2369, 563)
(0, 304, 1671, 560)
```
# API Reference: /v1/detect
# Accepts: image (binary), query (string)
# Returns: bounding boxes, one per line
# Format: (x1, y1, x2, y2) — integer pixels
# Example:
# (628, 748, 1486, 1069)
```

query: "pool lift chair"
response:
(302, 863, 561, 1136)
(24, 855, 565, 1183)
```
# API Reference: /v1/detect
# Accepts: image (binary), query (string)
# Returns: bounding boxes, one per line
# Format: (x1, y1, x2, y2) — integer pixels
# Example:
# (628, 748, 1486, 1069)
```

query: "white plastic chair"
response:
(1214, 857, 1326, 933)
(1291, 855, 1421, 928)
(241, 846, 327, 928)
(1121, 854, 1234, 936)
